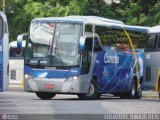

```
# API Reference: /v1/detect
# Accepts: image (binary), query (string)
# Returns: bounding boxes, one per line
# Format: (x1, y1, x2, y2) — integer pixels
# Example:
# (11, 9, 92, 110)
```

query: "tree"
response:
(115, 0, 159, 25)
(0, 0, 160, 41)
(147, 1, 160, 25)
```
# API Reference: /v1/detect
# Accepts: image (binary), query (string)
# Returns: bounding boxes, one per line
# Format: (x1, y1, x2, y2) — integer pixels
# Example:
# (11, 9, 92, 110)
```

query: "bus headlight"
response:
(65, 76, 79, 82)
(24, 74, 33, 79)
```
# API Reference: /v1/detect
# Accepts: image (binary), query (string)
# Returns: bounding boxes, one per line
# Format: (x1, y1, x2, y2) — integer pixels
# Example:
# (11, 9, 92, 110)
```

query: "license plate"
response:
(44, 83, 54, 89)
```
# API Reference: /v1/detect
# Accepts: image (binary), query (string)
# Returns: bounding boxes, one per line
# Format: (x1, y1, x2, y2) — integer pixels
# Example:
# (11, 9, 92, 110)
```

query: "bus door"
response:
(80, 37, 94, 91)
(80, 36, 103, 92)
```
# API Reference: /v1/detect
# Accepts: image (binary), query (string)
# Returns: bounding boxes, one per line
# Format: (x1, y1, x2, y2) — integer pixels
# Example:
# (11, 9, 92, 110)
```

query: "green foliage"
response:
(148, 1, 160, 25)
(0, 0, 159, 41)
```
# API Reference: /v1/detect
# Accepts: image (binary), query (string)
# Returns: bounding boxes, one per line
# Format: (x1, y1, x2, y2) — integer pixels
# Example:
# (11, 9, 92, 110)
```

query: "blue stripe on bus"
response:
(24, 66, 81, 79)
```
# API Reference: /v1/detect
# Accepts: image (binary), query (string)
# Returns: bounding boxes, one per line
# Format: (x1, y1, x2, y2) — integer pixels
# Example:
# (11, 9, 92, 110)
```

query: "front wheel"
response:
(36, 92, 56, 100)
(77, 79, 100, 100)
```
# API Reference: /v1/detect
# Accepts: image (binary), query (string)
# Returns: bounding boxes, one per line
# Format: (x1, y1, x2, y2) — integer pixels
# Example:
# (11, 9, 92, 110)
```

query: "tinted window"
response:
(85, 37, 93, 51)
(158, 34, 160, 48)
(9, 48, 24, 58)
(85, 37, 102, 51)
(94, 38, 102, 51)
(0, 17, 3, 39)
(147, 34, 157, 48)
(3, 22, 7, 33)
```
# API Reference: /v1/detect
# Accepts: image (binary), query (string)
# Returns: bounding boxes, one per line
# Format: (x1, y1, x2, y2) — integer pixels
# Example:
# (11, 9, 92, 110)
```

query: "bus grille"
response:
(146, 67, 151, 81)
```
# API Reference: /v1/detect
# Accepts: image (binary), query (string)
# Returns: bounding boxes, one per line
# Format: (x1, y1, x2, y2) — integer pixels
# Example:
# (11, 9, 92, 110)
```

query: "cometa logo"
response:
(104, 53, 119, 64)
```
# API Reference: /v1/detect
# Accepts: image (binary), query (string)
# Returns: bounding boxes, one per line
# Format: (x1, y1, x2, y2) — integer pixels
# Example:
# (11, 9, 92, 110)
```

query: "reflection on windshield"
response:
(25, 22, 82, 69)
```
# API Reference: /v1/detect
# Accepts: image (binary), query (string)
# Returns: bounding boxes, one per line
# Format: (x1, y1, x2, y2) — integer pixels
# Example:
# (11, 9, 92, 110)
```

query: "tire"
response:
(36, 92, 56, 100)
(120, 80, 138, 99)
(77, 79, 100, 100)
(135, 82, 142, 99)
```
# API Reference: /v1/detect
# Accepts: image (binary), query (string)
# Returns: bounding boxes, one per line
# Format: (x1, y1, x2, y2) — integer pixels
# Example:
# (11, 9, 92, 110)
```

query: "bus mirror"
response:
(17, 33, 28, 49)
(79, 36, 86, 51)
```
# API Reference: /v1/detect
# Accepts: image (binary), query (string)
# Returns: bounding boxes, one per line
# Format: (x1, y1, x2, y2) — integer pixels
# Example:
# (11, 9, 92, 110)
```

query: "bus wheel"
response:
(135, 82, 142, 99)
(120, 80, 137, 99)
(78, 79, 100, 100)
(36, 92, 56, 100)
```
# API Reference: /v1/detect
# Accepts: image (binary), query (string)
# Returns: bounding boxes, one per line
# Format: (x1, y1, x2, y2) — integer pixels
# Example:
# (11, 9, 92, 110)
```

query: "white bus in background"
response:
(9, 34, 27, 87)
(0, 11, 9, 92)
(143, 25, 160, 99)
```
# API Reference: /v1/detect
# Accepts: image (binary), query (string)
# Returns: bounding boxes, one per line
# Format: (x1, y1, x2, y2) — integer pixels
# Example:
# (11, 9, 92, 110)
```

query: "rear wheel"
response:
(78, 79, 100, 100)
(120, 80, 141, 99)
(135, 82, 142, 99)
(36, 92, 56, 100)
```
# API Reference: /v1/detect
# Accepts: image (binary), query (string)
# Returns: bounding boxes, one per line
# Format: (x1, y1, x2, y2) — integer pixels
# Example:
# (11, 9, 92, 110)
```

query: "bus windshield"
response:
(9, 47, 24, 58)
(25, 22, 82, 69)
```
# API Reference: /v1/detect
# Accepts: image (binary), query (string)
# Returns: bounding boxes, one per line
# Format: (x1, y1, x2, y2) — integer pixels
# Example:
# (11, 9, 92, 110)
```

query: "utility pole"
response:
(3, 0, 6, 13)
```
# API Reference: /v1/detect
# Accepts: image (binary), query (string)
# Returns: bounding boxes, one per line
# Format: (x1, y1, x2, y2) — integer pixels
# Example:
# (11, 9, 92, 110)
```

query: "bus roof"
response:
(124, 25, 150, 33)
(9, 41, 26, 48)
(31, 16, 124, 27)
(148, 25, 160, 33)
(31, 16, 150, 33)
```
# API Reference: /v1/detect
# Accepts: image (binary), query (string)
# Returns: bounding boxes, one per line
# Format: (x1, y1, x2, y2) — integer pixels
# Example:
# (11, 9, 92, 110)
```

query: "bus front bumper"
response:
(24, 77, 85, 93)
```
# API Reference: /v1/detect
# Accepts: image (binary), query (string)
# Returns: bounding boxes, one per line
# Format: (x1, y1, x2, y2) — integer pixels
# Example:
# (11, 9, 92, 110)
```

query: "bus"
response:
(23, 16, 148, 100)
(9, 34, 27, 87)
(0, 11, 9, 92)
(143, 25, 160, 99)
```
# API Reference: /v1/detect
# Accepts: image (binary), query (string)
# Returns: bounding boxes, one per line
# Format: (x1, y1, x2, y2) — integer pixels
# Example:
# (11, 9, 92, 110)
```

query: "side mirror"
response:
(79, 36, 86, 51)
(17, 33, 28, 49)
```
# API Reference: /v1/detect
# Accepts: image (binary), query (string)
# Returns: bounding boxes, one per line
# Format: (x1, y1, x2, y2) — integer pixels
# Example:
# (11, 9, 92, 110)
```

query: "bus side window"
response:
(158, 34, 160, 48)
(85, 37, 93, 51)
(9, 48, 16, 57)
(85, 37, 102, 52)
(3, 22, 7, 33)
(94, 37, 102, 52)
(147, 34, 158, 49)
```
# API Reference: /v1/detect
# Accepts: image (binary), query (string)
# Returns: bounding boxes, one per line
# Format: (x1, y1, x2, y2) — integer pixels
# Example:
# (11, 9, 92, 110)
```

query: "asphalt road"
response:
(0, 90, 159, 120)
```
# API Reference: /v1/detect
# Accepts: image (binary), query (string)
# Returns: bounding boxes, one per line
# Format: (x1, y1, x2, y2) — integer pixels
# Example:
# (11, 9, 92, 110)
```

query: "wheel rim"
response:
(138, 84, 142, 96)
(131, 83, 136, 96)
(87, 83, 95, 96)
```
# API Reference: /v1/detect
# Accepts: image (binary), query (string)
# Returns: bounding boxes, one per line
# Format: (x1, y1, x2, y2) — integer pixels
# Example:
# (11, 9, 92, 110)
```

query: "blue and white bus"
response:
(0, 11, 9, 92)
(24, 16, 148, 100)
